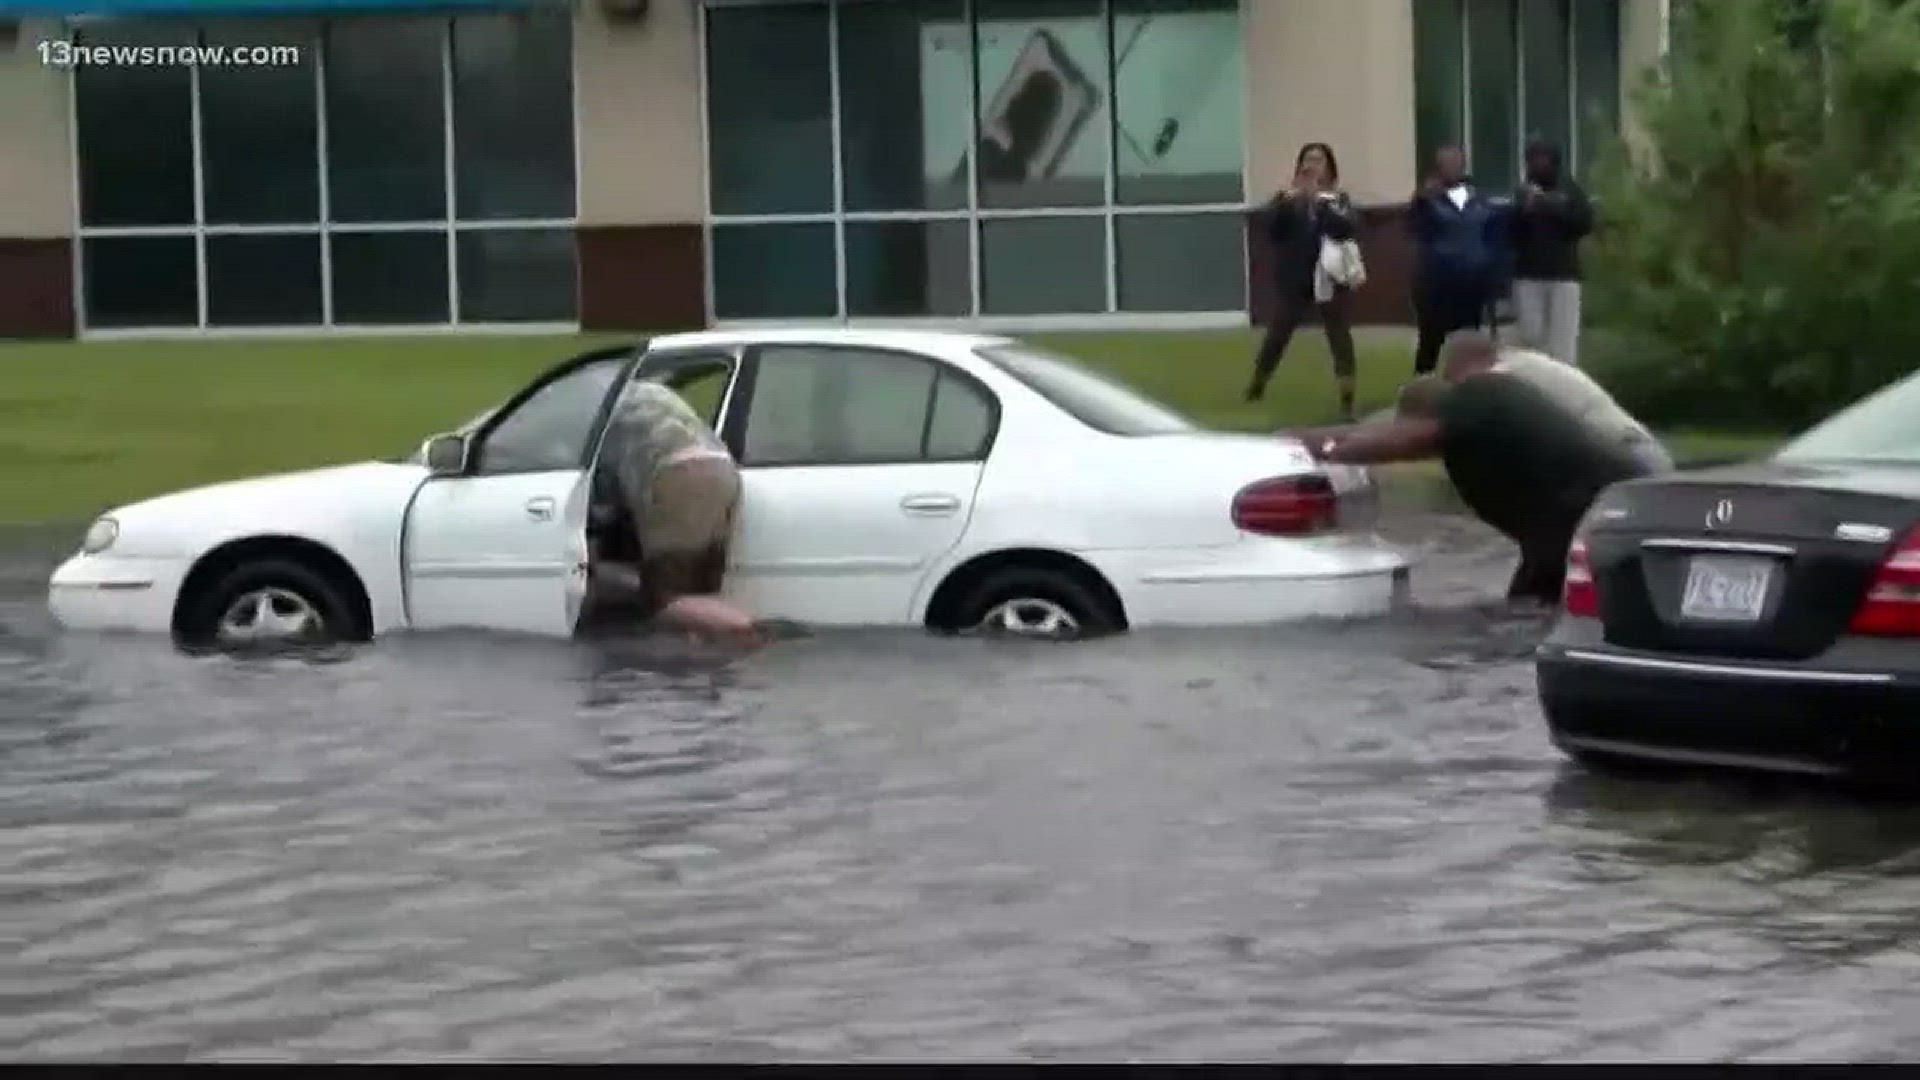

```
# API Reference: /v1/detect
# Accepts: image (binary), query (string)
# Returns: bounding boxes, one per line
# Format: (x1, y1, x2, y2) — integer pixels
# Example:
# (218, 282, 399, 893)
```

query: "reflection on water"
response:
(6, 516, 1920, 1061)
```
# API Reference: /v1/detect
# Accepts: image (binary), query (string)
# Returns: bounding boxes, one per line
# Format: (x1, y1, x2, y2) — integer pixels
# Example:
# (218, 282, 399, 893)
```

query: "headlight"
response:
(80, 516, 119, 555)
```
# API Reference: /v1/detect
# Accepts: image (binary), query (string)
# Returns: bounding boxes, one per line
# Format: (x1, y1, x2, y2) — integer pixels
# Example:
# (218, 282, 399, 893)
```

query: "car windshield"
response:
(1775, 370, 1920, 466)
(975, 343, 1197, 436)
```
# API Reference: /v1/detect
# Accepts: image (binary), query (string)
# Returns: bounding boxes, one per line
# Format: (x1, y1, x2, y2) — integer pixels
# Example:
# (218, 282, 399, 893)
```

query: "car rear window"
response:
(974, 343, 1196, 437)
(1776, 370, 1920, 465)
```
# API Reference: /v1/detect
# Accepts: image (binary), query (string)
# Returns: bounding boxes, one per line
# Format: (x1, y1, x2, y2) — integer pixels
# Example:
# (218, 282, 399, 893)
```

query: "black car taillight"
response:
(1850, 526, 1920, 636)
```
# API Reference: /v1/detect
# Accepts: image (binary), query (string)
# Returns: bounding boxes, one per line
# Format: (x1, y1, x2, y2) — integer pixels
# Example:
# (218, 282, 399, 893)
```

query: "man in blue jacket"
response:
(1408, 145, 1510, 375)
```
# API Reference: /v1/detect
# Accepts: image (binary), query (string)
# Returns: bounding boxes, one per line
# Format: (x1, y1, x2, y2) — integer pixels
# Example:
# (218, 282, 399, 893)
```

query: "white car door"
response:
(725, 343, 999, 626)
(403, 351, 636, 635)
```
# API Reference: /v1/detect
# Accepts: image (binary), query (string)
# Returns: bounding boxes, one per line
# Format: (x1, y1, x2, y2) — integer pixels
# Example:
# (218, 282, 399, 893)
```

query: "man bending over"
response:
(1310, 332, 1667, 606)
(600, 378, 759, 644)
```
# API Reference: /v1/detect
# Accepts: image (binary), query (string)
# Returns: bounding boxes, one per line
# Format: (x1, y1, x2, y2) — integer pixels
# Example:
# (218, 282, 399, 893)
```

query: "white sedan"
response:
(48, 328, 1408, 645)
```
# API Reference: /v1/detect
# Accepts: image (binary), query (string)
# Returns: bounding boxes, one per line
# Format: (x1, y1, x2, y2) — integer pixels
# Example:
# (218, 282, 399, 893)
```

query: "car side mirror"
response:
(423, 433, 469, 476)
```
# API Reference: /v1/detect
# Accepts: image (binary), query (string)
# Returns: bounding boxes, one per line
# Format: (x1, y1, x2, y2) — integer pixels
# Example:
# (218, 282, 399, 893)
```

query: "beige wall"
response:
(0, 21, 75, 239)
(1619, 0, 1667, 153)
(1245, 0, 1416, 206)
(574, 0, 706, 227)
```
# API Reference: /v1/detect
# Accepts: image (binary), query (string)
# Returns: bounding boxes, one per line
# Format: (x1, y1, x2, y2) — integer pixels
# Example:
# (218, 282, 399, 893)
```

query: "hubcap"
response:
(215, 587, 324, 646)
(978, 597, 1081, 639)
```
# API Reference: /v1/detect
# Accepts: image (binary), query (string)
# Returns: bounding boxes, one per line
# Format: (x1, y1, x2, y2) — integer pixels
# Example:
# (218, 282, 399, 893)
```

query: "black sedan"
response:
(1536, 370, 1920, 778)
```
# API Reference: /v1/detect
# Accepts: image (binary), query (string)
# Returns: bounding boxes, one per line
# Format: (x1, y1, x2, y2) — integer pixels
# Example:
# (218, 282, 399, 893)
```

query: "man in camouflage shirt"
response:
(600, 378, 753, 640)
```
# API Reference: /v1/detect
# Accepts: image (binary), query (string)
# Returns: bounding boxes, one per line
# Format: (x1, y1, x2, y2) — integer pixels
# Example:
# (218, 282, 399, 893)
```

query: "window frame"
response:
(70, 15, 579, 335)
(729, 343, 1003, 469)
(1413, 0, 1622, 185)
(464, 344, 644, 478)
(699, 0, 1251, 324)
(633, 348, 750, 459)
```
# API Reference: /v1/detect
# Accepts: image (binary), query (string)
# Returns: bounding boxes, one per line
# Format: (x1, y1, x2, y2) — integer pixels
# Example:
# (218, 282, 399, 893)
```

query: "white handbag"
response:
(1314, 237, 1367, 301)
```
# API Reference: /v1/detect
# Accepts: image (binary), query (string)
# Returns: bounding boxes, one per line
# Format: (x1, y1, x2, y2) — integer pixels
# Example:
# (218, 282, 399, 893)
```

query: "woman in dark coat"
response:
(1245, 142, 1361, 420)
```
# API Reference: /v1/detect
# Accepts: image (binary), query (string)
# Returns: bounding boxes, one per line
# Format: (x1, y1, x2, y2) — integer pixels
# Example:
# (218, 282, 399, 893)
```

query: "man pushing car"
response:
(1303, 331, 1669, 607)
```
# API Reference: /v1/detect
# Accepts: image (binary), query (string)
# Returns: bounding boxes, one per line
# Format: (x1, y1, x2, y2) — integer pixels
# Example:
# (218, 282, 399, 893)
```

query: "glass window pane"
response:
(1572, 0, 1621, 179)
(207, 234, 323, 326)
(743, 347, 937, 466)
(977, 342, 1195, 435)
(653, 360, 736, 428)
(74, 27, 195, 227)
(975, 0, 1109, 209)
(1520, 0, 1571, 156)
(82, 237, 197, 329)
(477, 359, 627, 475)
(1116, 212, 1244, 312)
(201, 26, 319, 225)
(452, 12, 575, 220)
(1467, 0, 1520, 192)
(706, 4, 833, 215)
(845, 220, 972, 317)
(325, 21, 447, 223)
(330, 231, 449, 324)
(1414, 0, 1466, 170)
(1112, 0, 1244, 205)
(980, 216, 1106, 314)
(457, 229, 577, 322)
(839, 0, 971, 212)
(1779, 371, 1920, 466)
(926, 372, 995, 459)
(710, 223, 836, 320)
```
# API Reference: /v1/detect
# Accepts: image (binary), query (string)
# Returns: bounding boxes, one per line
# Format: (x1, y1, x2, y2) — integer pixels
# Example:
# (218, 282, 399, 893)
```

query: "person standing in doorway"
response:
(1245, 142, 1362, 420)
(1408, 144, 1507, 375)
(1509, 141, 1593, 366)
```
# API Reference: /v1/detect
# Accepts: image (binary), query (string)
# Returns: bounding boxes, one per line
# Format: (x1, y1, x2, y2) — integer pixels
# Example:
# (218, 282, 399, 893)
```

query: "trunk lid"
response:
(1584, 462, 1920, 659)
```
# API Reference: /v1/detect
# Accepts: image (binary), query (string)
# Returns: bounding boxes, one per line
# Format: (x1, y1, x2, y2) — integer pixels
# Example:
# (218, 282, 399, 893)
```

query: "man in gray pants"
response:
(1509, 141, 1593, 365)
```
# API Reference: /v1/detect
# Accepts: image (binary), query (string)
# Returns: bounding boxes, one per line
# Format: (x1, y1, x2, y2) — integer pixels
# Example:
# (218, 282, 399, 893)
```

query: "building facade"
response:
(0, 0, 1668, 338)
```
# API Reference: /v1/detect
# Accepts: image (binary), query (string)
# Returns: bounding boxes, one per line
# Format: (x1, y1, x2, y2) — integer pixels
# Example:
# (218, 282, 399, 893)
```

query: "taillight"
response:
(1232, 475, 1338, 537)
(1563, 536, 1599, 618)
(1849, 527, 1920, 636)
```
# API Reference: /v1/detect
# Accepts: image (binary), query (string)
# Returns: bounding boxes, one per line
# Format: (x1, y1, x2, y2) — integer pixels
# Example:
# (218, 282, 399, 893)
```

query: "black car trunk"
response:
(1586, 474, 1920, 661)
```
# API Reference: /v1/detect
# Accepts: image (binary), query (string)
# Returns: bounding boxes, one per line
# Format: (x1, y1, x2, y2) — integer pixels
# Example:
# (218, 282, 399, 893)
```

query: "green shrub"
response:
(1586, 0, 1920, 428)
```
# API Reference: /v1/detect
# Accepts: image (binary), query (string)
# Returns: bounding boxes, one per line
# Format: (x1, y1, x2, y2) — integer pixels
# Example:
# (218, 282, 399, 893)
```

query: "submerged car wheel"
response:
(957, 567, 1118, 641)
(178, 559, 356, 649)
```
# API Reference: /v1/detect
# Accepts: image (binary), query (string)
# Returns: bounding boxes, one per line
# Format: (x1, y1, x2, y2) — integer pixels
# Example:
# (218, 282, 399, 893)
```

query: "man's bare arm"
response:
(1320, 417, 1444, 465)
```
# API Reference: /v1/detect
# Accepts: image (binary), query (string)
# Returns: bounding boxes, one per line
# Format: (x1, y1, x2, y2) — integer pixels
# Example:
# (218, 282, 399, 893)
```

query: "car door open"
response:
(403, 351, 635, 635)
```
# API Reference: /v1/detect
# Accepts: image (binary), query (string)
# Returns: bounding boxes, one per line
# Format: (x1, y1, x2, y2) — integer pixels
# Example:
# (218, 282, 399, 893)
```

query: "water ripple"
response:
(6, 515, 1920, 1061)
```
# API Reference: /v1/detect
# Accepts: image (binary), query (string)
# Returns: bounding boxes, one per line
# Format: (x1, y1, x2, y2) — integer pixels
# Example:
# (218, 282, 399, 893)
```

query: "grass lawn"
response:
(0, 328, 1787, 525)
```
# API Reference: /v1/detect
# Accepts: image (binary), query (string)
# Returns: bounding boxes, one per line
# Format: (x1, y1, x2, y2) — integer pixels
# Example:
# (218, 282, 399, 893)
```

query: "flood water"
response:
(7, 512, 1920, 1062)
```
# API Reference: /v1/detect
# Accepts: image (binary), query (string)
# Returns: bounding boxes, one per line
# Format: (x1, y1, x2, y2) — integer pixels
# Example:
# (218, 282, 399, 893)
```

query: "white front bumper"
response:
(1096, 533, 1412, 627)
(47, 553, 190, 634)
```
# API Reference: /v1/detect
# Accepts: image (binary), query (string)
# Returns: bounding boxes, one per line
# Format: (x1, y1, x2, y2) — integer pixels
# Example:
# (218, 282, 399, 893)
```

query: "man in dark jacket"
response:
(1408, 144, 1509, 375)
(1509, 142, 1594, 365)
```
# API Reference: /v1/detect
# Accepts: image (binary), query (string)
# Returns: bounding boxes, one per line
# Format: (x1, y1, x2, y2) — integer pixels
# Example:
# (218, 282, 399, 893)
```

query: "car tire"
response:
(954, 567, 1120, 641)
(176, 559, 359, 649)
